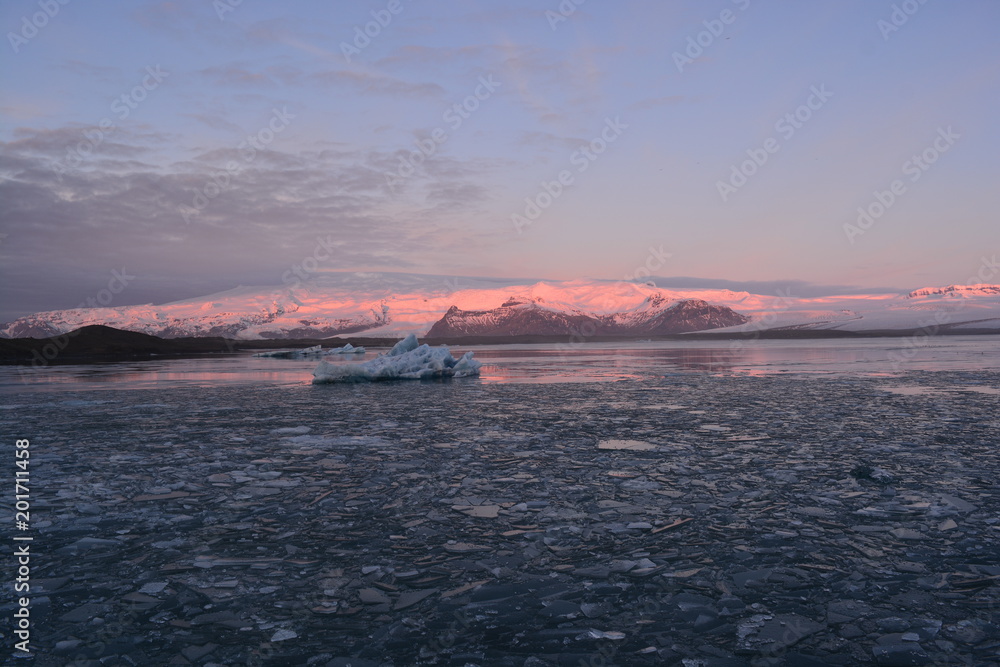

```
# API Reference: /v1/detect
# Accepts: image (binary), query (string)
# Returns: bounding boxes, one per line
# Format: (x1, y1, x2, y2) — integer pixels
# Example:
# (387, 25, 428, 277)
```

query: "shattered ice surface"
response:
(312, 334, 481, 383)
(5, 364, 1000, 665)
(597, 439, 657, 451)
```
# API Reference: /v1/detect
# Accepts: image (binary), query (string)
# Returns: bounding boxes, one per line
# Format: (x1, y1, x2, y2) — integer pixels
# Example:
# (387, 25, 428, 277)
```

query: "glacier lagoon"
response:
(2, 335, 999, 664)
(3, 335, 999, 392)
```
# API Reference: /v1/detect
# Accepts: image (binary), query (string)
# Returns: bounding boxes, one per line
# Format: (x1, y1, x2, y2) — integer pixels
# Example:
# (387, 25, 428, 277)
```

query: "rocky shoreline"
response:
(3, 371, 999, 665)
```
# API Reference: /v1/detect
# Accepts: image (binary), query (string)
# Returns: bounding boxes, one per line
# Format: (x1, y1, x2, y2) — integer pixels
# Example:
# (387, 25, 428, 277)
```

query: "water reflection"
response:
(1, 336, 998, 392)
(464, 340, 940, 380)
(11, 356, 319, 390)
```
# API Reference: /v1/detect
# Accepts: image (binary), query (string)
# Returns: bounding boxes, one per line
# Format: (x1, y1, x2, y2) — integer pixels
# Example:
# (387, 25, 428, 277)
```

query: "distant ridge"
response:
(1, 273, 998, 340)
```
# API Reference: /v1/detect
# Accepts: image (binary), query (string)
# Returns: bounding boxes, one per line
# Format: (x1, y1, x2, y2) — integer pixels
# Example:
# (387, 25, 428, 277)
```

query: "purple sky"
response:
(1, 0, 999, 321)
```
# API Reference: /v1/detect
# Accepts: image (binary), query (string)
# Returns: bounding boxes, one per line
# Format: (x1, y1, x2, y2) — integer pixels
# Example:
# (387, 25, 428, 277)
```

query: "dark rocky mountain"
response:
(426, 297, 749, 337)
(612, 298, 752, 334)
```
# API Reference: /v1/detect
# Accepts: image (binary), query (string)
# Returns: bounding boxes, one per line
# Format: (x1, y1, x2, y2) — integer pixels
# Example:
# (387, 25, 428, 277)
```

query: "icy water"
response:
(2, 336, 998, 392)
(3, 338, 999, 664)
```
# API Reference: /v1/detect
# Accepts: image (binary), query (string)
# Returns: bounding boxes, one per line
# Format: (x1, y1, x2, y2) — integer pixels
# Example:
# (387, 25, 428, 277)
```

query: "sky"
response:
(1, 0, 998, 321)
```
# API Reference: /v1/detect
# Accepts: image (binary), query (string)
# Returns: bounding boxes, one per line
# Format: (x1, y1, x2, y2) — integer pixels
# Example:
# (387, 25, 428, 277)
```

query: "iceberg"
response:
(325, 342, 366, 355)
(254, 345, 324, 358)
(311, 334, 481, 383)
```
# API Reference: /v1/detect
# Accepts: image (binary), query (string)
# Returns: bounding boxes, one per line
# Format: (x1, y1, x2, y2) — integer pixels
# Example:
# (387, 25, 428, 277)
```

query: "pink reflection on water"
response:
(2, 337, 998, 391)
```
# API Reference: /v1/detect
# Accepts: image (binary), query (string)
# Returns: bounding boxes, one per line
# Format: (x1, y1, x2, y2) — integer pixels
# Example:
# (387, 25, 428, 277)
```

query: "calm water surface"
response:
(2, 336, 998, 393)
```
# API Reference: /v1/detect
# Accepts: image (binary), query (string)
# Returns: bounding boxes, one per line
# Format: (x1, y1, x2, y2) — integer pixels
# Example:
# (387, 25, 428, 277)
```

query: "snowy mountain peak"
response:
(645, 292, 667, 307)
(906, 284, 1000, 299)
(425, 297, 748, 338)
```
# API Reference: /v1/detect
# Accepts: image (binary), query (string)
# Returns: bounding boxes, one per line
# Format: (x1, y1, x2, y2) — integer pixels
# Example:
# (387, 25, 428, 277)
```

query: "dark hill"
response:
(0, 325, 239, 363)
(0, 325, 404, 364)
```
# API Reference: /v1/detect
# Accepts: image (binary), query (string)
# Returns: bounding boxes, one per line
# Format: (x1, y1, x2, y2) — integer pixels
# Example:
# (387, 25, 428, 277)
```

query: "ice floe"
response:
(312, 334, 481, 383)
(254, 345, 324, 358)
(326, 342, 366, 355)
(254, 343, 365, 358)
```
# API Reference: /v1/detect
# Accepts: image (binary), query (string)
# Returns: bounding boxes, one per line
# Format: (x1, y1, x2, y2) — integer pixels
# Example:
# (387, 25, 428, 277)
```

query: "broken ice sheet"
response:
(451, 504, 500, 518)
(138, 582, 168, 594)
(598, 439, 657, 450)
(443, 542, 492, 553)
(736, 614, 825, 651)
(8, 366, 999, 665)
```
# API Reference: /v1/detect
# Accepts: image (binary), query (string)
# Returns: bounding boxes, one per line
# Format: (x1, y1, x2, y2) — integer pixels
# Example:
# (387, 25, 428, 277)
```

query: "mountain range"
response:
(2, 273, 999, 340)
(426, 296, 748, 337)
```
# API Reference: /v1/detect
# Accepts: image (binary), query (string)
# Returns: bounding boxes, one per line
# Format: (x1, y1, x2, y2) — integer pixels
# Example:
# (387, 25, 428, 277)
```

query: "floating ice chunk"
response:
(325, 342, 366, 355)
(388, 333, 419, 356)
(255, 345, 324, 358)
(312, 334, 481, 383)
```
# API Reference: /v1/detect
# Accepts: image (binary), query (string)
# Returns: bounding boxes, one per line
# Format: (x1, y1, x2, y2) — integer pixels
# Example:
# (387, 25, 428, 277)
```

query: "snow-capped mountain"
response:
(905, 284, 1000, 299)
(426, 296, 749, 337)
(1, 273, 999, 340)
(0, 284, 390, 340)
(426, 299, 600, 338)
